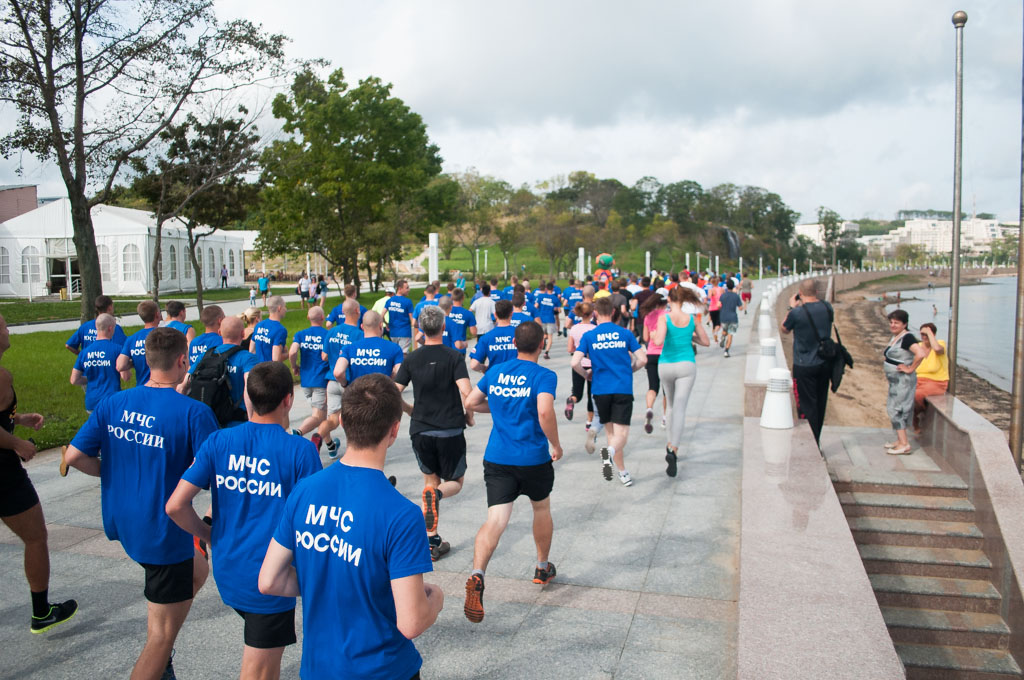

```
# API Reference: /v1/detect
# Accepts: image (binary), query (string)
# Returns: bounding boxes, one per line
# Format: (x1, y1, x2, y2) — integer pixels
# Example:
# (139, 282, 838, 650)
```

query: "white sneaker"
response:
(585, 429, 597, 454)
(326, 438, 341, 459)
(600, 447, 613, 481)
(619, 470, 633, 487)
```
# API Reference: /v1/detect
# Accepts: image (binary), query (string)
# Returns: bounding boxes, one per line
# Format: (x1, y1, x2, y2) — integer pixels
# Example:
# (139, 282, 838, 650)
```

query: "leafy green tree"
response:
(259, 68, 442, 287)
(530, 201, 578, 278)
(990, 232, 1019, 263)
(659, 180, 703, 232)
(817, 206, 842, 269)
(0, 0, 285, 320)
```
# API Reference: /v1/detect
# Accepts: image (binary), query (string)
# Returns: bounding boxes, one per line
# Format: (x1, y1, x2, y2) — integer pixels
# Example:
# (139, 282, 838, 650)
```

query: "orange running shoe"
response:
(464, 574, 485, 623)
(422, 487, 439, 533)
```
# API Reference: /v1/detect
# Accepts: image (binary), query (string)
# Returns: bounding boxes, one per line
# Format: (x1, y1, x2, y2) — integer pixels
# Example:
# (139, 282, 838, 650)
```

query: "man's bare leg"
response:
(2, 503, 49, 592)
(530, 497, 552, 563)
(239, 645, 286, 680)
(472, 503, 514, 572)
(131, 599, 192, 680)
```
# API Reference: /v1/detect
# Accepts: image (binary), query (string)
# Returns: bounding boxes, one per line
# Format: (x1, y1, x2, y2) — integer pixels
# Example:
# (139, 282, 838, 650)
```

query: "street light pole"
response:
(1010, 6, 1024, 471)
(948, 10, 967, 397)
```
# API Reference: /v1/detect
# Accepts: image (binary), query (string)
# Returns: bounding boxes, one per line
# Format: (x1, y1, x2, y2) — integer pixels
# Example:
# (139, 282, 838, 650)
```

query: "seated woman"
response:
(913, 322, 948, 433)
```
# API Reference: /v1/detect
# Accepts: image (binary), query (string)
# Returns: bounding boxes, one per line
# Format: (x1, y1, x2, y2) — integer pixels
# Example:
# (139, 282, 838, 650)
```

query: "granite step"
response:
(870, 574, 1002, 614)
(840, 491, 976, 522)
(860, 544, 993, 580)
(849, 517, 984, 550)
(882, 607, 1011, 650)
(831, 467, 969, 498)
(896, 643, 1023, 679)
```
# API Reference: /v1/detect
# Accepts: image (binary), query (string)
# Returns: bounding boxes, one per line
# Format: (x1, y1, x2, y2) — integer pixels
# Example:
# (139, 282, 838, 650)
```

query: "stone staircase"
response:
(833, 467, 1023, 679)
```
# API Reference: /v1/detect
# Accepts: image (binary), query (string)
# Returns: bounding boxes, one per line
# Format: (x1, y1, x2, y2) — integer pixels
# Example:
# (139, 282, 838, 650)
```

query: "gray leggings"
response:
(884, 363, 916, 431)
(659, 360, 697, 449)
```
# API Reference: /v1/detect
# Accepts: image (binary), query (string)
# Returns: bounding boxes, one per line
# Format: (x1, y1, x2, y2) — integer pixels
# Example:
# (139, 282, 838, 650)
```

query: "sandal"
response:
(886, 445, 912, 455)
(883, 441, 900, 449)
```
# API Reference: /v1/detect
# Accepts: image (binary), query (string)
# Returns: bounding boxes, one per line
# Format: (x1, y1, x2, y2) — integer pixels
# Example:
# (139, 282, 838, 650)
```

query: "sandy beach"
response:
(819, 270, 1012, 435)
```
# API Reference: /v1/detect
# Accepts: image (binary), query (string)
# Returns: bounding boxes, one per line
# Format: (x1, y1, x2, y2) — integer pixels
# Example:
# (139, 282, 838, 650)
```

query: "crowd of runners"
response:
(1, 266, 748, 679)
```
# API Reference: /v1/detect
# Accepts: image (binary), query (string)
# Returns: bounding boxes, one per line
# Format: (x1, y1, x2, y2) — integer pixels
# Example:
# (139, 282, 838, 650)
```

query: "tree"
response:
(659, 180, 703, 233)
(130, 109, 261, 305)
(439, 227, 459, 260)
(990, 232, 1019, 263)
(260, 68, 442, 288)
(0, 0, 285, 320)
(530, 202, 577, 278)
(894, 243, 925, 263)
(451, 170, 511, 278)
(817, 206, 842, 269)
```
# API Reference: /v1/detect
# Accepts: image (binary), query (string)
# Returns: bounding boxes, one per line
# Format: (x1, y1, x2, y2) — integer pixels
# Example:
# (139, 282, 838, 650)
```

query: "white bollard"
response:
(761, 426, 793, 484)
(756, 337, 777, 381)
(758, 299, 773, 336)
(760, 367, 794, 429)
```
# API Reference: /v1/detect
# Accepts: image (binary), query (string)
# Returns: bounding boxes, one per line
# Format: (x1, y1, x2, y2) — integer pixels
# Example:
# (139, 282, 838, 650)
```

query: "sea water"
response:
(884, 276, 1015, 392)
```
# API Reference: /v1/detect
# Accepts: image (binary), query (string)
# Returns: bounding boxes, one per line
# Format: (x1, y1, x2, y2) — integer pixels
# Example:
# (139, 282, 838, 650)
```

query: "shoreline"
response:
(824, 271, 1011, 434)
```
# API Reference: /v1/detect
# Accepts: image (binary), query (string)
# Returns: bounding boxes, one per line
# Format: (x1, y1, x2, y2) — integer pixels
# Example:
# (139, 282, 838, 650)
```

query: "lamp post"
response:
(1010, 6, 1024, 470)
(948, 10, 967, 397)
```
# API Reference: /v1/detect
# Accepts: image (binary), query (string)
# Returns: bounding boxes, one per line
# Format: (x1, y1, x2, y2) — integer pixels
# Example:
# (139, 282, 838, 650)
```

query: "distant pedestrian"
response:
(220, 263, 228, 288)
(69, 313, 121, 414)
(717, 279, 745, 358)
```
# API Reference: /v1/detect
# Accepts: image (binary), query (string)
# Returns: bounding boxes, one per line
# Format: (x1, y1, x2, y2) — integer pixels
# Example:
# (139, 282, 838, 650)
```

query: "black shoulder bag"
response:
(802, 303, 838, 360)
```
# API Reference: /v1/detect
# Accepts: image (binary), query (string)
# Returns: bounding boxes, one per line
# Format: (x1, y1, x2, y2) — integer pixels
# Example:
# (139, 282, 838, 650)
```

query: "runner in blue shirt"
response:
(385, 279, 415, 354)
(501, 275, 518, 301)
(64, 328, 218, 680)
(446, 288, 477, 355)
(257, 273, 270, 307)
(117, 300, 162, 387)
(251, 296, 288, 363)
(572, 296, 647, 487)
(164, 300, 196, 344)
(325, 283, 367, 329)
(319, 300, 364, 458)
(535, 282, 559, 360)
(470, 300, 517, 373)
(65, 295, 127, 355)
(412, 284, 439, 331)
(167, 362, 321, 680)
(259, 373, 443, 679)
(289, 306, 329, 444)
(335, 310, 403, 384)
(69, 313, 121, 413)
(187, 305, 225, 366)
(182, 316, 257, 427)
(509, 292, 535, 328)
(463, 321, 563, 622)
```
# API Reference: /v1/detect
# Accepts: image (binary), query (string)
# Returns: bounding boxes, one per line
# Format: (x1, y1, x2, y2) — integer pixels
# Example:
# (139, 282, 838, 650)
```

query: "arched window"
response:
(96, 244, 112, 282)
(184, 247, 193, 279)
(228, 250, 236, 277)
(21, 246, 41, 283)
(0, 246, 10, 283)
(207, 247, 215, 279)
(122, 244, 142, 281)
(169, 245, 177, 280)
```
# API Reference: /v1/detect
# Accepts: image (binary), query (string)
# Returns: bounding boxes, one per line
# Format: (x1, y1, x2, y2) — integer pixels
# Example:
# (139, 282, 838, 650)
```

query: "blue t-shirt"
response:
(324, 324, 364, 383)
(120, 326, 155, 386)
(502, 285, 515, 299)
(167, 319, 191, 336)
(341, 337, 404, 380)
(182, 422, 321, 614)
(447, 307, 476, 353)
(489, 288, 502, 302)
(510, 312, 533, 328)
(440, 318, 458, 350)
(293, 327, 329, 388)
(412, 298, 438, 322)
(257, 276, 269, 292)
(66, 320, 127, 353)
(252, 319, 288, 363)
(189, 332, 223, 366)
(272, 464, 432, 680)
(536, 293, 558, 323)
(73, 338, 121, 411)
(577, 322, 641, 395)
(719, 291, 743, 324)
(70, 387, 218, 564)
(326, 303, 367, 328)
(188, 343, 258, 416)
(477, 359, 557, 466)
(384, 296, 414, 337)
(563, 287, 583, 311)
(471, 326, 517, 370)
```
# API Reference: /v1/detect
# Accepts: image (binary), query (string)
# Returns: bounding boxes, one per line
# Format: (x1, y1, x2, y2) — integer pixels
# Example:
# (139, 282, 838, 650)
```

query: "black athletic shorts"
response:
(0, 466, 39, 517)
(483, 460, 554, 506)
(645, 354, 661, 395)
(593, 393, 633, 426)
(411, 432, 467, 481)
(140, 558, 193, 604)
(710, 310, 721, 327)
(233, 608, 297, 649)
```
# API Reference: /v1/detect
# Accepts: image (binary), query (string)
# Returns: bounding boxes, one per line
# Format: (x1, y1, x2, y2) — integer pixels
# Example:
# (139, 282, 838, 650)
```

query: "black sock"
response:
(435, 488, 444, 501)
(31, 590, 49, 618)
(428, 534, 442, 546)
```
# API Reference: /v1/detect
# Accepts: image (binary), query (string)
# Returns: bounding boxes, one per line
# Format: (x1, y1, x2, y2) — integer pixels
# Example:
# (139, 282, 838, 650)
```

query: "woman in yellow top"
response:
(913, 322, 948, 433)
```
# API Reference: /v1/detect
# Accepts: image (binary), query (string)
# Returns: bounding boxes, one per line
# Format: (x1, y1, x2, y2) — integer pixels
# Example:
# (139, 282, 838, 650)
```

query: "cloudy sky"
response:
(4, 0, 1022, 223)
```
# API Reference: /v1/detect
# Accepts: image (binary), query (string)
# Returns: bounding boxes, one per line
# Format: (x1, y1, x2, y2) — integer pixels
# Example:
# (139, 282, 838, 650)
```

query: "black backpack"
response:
(190, 345, 247, 426)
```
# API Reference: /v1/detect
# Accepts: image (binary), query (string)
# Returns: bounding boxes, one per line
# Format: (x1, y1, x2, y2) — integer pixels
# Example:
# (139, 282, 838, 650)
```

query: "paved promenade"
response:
(0, 293, 756, 679)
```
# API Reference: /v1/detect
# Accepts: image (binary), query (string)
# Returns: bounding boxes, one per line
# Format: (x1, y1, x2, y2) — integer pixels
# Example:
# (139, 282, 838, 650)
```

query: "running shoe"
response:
(585, 420, 592, 431)
(544, 351, 550, 360)
(661, 416, 666, 429)
(311, 433, 322, 452)
(644, 409, 654, 434)
(619, 470, 634, 487)
(388, 475, 398, 487)
(194, 535, 209, 561)
(723, 349, 730, 358)
(30, 599, 78, 634)
(290, 428, 302, 437)
(464, 574, 485, 623)
(326, 438, 341, 459)
(585, 428, 598, 455)
(665, 449, 678, 477)
(565, 397, 575, 420)
(600, 447, 613, 481)
(423, 487, 440, 533)
(59, 445, 69, 477)
(719, 335, 727, 348)
(161, 653, 176, 680)
(532, 562, 557, 585)
(429, 538, 450, 562)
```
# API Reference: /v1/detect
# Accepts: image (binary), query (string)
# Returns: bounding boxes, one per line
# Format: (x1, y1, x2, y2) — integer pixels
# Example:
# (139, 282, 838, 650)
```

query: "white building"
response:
(855, 218, 1011, 257)
(794, 221, 859, 247)
(0, 198, 245, 298)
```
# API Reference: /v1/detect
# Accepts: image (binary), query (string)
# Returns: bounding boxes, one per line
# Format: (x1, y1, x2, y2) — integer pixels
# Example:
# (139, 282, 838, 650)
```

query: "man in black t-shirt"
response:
(780, 278, 833, 445)
(394, 305, 473, 561)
